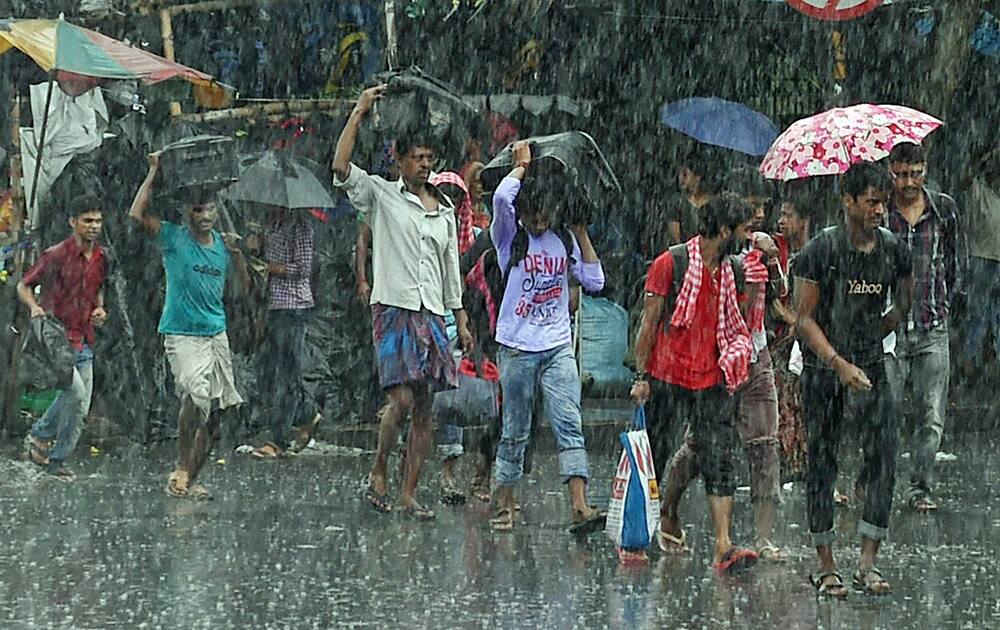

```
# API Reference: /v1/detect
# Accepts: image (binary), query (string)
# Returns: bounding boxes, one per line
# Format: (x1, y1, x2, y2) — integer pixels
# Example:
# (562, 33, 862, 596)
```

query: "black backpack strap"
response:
(658, 243, 689, 331)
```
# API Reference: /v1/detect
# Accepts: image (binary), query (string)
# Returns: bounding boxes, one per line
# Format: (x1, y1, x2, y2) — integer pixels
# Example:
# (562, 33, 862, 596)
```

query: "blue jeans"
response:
(31, 345, 95, 465)
(887, 325, 950, 496)
(494, 344, 589, 486)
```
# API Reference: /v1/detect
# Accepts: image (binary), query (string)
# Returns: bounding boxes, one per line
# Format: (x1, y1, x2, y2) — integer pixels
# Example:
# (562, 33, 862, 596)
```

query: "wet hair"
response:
(396, 132, 439, 158)
(699, 193, 750, 238)
(68, 194, 103, 217)
(841, 161, 893, 199)
(888, 142, 925, 165)
(679, 152, 722, 195)
(725, 166, 772, 199)
(780, 181, 821, 223)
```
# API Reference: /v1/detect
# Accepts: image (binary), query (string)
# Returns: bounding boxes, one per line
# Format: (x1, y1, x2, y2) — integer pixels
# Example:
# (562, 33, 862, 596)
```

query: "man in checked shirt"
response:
(885, 142, 968, 513)
(251, 207, 322, 458)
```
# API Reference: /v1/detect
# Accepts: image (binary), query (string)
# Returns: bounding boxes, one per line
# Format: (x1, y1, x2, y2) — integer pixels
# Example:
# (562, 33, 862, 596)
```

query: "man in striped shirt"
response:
(885, 143, 967, 513)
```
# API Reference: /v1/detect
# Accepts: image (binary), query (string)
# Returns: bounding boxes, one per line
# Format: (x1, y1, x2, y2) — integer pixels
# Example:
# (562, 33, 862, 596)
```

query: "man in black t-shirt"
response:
(794, 162, 913, 598)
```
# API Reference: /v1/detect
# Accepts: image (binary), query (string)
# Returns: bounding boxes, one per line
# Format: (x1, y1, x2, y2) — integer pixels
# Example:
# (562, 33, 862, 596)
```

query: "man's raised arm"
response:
(129, 152, 162, 236)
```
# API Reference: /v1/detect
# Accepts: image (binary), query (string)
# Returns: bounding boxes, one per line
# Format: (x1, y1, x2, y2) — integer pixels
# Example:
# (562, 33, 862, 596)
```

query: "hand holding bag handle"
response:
(633, 404, 646, 432)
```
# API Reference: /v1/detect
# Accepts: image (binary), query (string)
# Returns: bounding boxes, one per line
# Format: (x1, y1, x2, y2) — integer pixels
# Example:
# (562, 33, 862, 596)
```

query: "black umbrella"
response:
(223, 151, 336, 209)
(366, 66, 481, 155)
(481, 131, 622, 215)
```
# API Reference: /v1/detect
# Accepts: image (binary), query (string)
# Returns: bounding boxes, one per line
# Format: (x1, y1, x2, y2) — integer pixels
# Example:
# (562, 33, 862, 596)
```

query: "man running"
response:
(795, 161, 912, 597)
(130, 152, 249, 499)
(19, 196, 107, 481)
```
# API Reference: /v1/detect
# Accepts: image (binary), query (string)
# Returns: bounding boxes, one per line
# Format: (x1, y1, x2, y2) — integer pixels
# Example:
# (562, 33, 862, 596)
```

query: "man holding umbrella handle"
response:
(333, 84, 472, 519)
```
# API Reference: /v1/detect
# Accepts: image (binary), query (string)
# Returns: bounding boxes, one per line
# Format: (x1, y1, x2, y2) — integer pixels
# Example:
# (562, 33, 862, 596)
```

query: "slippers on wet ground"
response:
(756, 542, 785, 562)
(364, 487, 392, 513)
(398, 502, 435, 521)
(48, 466, 76, 483)
(25, 435, 50, 467)
(490, 507, 515, 532)
(250, 442, 285, 460)
(908, 493, 938, 513)
(289, 414, 323, 453)
(713, 546, 758, 573)
(166, 471, 189, 498)
(853, 567, 891, 595)
(810, 571, 848, 599)
(568, 506, 607, 537)
(655, 528, 690, 554)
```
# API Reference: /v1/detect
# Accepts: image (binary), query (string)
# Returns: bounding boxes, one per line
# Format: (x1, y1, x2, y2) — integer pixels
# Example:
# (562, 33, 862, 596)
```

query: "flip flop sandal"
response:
(440, 479, 466, 505)
(853, 567, 891, 595)
(468, 479, 491, 503)
(166, 471, 189, 498)
(490, 508, 514, 532)
(713, 547, 759, 573)
(187, 483, 214, 501)
(756, 542, 786, 562)
(250, 442, 284, 460)
(289, 414, 323, 453)
(399, 502, 436, 521)
(48, 467, 76, 483)
(363, 486, 393, 513)
(810, 571, 848, 599)
(616, 547, 650, 564)
(25, 435, 50, 467)
(568, 507, 607, 537)
(655, 528, 690, 554)
(908, 493, 938, 512)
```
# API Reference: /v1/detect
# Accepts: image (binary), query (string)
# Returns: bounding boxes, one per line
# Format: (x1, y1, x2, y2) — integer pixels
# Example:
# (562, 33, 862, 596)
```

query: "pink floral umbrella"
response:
(758, 104, 942, 181)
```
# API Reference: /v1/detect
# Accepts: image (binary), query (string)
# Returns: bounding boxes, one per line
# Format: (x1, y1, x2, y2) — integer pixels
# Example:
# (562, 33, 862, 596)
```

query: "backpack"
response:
(658, 242, 745, 331)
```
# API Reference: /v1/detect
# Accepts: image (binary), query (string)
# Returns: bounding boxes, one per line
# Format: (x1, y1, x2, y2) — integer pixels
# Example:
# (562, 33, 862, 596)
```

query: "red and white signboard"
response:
(786, 0, 884, 21)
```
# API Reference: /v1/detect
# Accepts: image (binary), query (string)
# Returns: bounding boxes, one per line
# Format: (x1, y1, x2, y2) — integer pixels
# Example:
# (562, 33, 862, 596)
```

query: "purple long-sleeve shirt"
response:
(491, 176, 605, 352)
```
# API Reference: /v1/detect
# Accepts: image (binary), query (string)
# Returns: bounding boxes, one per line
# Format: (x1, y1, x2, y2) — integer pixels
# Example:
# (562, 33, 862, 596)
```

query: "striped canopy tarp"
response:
(0, 17, 227, 98)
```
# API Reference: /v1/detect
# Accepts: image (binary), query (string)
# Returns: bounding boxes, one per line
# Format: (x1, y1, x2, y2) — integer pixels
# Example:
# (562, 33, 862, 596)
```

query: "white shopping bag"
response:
(605, 406, 660, 551)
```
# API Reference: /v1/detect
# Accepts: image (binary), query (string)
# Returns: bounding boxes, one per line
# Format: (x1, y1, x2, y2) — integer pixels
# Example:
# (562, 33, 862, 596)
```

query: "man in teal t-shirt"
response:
(130, 151, 249, 500)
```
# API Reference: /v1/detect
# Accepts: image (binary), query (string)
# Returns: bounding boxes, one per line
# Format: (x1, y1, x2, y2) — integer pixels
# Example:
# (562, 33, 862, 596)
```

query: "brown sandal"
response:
(166, 470, 189, 498)
(251, 442, 284, 459)
(289, 413, 322, 453)
(490, 507, 514, 532)
(25, 435, 50, 467)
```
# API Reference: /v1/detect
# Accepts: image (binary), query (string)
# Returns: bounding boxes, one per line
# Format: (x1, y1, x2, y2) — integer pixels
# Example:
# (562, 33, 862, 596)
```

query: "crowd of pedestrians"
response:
(15, 82, 987, 598)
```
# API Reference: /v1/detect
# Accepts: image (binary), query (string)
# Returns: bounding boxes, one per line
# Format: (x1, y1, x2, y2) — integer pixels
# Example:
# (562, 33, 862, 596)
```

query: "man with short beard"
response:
(632, 195, 758, 571)
(19, 196, 108, 482)
(796, 161, 912, 597)
(130, 152, 249, 500)
(885, 142, 966, 513)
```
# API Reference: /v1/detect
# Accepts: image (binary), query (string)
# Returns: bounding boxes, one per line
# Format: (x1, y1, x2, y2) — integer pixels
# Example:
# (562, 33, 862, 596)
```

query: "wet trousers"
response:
(494, 344, 589, 486)
(886, 325, 950, 498)
(31, 346, 94, 466)
(646, 380, 737, 498)
(802, 361, 900, 545)
(261, 309, 312, 449)
(664, 348, 781, 507)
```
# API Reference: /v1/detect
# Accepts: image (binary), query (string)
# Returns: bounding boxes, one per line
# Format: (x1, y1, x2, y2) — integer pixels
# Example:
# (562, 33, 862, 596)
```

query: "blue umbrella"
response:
(660, 97, 780, 156)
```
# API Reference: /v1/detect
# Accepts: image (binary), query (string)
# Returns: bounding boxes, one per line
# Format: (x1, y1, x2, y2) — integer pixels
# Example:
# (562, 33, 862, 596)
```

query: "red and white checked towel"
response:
(670, 236, 752, 392)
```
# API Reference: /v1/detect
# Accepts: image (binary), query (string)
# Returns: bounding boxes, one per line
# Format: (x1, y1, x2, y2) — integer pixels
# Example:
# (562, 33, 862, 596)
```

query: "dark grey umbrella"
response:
(224, 151, 336, 209)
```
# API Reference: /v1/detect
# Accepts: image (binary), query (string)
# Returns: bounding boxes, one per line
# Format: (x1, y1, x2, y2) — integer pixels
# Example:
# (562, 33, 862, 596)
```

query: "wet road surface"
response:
(0, 434, 998, 629)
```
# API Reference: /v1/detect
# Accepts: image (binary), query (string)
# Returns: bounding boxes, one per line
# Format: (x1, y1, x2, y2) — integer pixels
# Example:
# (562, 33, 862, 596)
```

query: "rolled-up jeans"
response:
(802, 361, 900, 545)
(886, 324, 950, 496)
(494, 344, 589, 486)
(31, 345, 95, 465)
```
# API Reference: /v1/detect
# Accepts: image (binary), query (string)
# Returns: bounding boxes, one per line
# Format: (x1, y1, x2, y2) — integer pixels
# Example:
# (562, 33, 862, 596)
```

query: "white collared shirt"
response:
(335, 163, 462, 316)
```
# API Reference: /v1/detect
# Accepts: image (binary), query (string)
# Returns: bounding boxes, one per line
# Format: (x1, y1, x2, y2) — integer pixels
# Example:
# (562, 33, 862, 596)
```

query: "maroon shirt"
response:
(22, 237, 106, 351)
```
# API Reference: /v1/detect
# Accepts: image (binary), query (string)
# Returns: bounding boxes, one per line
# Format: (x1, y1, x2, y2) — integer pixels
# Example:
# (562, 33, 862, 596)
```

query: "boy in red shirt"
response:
(18, 196, 107, 481)
(631, 195, 757, 571)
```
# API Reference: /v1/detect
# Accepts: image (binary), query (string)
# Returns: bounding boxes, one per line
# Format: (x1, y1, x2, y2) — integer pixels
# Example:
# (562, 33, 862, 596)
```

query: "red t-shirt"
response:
(644, 251, 724, 390)
(22, 237, 106, 351)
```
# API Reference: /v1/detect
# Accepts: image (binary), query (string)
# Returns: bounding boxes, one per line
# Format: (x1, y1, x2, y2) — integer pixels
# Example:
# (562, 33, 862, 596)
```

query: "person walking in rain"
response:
(130, 152, 249, 499)
(333, 84, 472, 520)
(884, 143, 966, 513)
(631, 194, 759, 571)
(488, 141, 606, 534)
(795, 161, 912, 597)
(250, 207, 322, 459)
(19, 195, 107, 482)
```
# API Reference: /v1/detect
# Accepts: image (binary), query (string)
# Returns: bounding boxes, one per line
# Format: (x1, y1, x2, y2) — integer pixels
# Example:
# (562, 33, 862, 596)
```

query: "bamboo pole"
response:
(26, 74, 55, 224)
(2, 89, 26, 429)
(175, 98, 353, 123)
(159, 8, 183, 116)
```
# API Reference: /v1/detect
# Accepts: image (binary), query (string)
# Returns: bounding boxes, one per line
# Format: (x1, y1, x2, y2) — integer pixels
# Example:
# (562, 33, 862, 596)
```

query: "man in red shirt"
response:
(631, 195, 758, 571)
(17, 196, 107, 482)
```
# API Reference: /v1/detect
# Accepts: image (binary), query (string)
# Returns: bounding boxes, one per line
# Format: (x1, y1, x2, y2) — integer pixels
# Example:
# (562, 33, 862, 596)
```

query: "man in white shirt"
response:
(332, 85, 472, 520)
